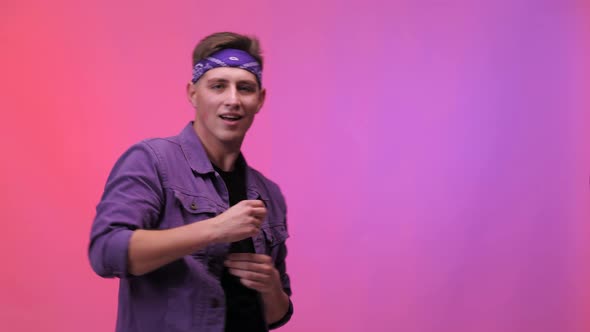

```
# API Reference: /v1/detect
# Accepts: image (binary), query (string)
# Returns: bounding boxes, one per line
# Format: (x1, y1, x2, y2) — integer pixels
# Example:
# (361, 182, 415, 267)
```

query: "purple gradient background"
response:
(1, 1, 589, 331)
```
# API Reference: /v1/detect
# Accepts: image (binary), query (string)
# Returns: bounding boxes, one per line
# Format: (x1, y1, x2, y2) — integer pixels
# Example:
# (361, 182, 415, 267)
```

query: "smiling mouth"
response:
(219, 114, 243, 122)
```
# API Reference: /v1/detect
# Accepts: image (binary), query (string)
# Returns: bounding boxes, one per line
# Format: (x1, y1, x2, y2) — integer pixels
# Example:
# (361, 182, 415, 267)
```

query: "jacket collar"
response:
(178, 122, 268, 200)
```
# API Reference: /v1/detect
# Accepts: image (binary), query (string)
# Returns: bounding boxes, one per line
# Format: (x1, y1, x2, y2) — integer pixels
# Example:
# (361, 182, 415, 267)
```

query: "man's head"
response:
(187, 32, 266, 152)
(191, 32, 264, 75)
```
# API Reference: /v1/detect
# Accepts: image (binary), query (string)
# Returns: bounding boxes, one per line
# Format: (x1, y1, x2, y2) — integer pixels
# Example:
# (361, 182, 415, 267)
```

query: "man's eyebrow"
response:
(205, 78, 229, 83)
(204, 77, 258, 86)
(237, 80, 257, 85)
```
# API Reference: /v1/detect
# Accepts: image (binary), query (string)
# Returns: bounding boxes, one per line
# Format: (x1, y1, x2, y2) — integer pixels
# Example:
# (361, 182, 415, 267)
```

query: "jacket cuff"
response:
(268, 297, 293, 330)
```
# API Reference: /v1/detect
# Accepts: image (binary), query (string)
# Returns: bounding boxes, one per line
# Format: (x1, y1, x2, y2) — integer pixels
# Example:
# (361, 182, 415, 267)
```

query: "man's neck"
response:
(208, 149, 241, 172)
(193, 123, 242, 172)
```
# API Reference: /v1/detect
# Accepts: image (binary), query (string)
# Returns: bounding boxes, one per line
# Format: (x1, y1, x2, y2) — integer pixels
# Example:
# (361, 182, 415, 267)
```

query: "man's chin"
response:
(216, 133, 245, 147)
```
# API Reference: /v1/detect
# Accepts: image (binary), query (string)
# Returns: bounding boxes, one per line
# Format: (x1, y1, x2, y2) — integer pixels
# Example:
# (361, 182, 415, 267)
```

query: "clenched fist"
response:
(211, 200, 266, 243)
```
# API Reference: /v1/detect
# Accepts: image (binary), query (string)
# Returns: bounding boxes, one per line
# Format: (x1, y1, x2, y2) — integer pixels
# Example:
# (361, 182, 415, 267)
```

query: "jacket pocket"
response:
(174, 190, 220, 222)
(172, 190, 221, 260)
(262, 224, 289, 247)
(261, 224, 289, 261)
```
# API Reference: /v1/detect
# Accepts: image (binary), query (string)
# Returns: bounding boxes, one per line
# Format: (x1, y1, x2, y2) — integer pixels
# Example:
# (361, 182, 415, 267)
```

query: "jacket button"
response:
(211, 298, 220, 308)
(190, 203, 197, 210)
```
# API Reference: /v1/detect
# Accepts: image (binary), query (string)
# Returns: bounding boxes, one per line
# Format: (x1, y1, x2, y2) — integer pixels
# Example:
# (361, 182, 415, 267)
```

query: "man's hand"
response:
(212, 200, 266, 243)
(224, 253, 282, 294)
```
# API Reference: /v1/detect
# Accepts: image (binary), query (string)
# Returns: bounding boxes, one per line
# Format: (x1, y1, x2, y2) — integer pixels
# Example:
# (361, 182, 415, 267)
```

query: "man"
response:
(88, 32, 293, 332)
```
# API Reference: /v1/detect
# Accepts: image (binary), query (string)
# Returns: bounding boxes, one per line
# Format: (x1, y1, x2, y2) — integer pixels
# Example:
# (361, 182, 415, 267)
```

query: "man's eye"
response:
(238, 86, 255, 92)
(211, 84, 224, 89)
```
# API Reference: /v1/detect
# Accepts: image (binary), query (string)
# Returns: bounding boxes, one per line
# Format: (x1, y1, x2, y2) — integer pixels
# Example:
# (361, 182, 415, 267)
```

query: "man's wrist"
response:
(261, 287, 289, 325)
(262, 283, 288, 305)
(197, 217, 223, 244)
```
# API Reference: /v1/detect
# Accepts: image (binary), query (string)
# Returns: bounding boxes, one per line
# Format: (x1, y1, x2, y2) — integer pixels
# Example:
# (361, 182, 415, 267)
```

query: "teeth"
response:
(220, 115, 240, 120)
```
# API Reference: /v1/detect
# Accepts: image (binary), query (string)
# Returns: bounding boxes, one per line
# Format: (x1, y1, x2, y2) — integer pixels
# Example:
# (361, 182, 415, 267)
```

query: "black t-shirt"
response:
(213, 161, 267, 332)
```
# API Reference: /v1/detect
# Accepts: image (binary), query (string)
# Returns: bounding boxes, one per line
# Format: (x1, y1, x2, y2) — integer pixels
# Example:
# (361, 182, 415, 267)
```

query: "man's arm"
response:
(260, 274, 291, 325)
(127, 221, 217, 276)
(266, 240, 294, 328)
(226, 188, 294, 328)
(88, 142, 164, 278)
(128, 199, 267, 276)
(89, 143, 266, 277)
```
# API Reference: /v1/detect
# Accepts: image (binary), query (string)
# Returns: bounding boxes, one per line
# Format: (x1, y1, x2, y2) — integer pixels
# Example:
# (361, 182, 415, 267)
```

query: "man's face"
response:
(187, 67, 265, 148)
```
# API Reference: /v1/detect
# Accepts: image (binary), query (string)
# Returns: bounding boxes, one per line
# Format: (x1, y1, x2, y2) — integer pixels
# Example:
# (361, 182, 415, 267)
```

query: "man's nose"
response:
(224, 87, 239, 108)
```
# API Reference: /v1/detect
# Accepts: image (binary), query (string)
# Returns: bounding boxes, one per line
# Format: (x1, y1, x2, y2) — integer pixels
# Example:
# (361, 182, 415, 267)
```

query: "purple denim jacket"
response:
(88, 122, 292, 332)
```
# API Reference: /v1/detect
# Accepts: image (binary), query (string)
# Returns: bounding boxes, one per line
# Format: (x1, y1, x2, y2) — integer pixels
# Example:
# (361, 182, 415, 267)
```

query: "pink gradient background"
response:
(1, 1, 589, 331)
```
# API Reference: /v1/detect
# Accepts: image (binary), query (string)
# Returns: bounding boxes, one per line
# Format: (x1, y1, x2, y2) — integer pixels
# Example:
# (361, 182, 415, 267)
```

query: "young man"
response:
(89, 32, 293, 332)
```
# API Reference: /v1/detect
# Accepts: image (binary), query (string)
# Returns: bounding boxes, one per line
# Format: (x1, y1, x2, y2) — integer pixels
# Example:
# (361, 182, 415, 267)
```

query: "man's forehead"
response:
(202, 67, 258, 83)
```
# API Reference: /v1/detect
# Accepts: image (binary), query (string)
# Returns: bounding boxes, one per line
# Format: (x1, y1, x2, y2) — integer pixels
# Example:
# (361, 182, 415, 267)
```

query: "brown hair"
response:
(192, 32, 264, 69)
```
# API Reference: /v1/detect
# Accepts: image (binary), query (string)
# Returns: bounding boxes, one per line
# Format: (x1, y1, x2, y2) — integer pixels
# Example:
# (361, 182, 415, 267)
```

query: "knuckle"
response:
(261, 265, 272, 274)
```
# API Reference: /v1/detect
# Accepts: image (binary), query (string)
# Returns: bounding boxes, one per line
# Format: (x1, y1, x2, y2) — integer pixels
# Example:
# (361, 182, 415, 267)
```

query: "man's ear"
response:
(256, 88, 266, 114)
(186, 82, 198, 108)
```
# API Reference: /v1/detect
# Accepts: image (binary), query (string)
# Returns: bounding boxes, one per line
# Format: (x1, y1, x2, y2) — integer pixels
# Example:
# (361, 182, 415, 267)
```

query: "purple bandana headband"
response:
(191, 48, 262, 85)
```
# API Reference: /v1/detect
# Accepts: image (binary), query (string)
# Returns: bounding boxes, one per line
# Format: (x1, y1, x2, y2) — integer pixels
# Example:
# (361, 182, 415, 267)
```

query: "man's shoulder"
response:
(136, 133, 183, 158)
(141, 133, 181, 148)
(113, 133, 186, 172)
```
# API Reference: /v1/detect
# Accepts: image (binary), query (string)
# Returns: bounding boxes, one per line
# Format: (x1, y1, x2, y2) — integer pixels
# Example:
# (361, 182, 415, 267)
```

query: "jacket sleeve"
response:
(88, 142, 164, 278)
(268, 239, 294, 329)
(269, 194, 294, 329)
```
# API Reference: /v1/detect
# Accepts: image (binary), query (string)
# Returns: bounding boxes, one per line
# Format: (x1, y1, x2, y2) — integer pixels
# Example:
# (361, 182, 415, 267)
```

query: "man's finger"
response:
(227, 253, 272, 263)
(250, 207, 267, 218)
(225, 260, 272, 274)
(228, 268, 267, 281)
(245, 199, 265, 208)
(239, 278, 267, 292)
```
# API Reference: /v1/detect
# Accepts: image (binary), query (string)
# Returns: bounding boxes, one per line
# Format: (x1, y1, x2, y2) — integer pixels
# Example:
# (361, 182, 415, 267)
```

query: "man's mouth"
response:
(219, 114, 243, 122)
